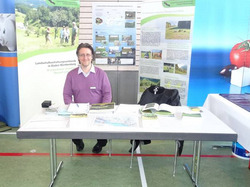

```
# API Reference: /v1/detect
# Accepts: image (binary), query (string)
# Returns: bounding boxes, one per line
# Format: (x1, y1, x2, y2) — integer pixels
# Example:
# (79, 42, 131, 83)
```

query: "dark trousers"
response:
(72, 139, 107, 146)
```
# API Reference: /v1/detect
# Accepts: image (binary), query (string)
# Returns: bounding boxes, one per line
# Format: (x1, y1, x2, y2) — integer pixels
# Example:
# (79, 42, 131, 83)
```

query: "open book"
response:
(89, 102, 115, 113)
(141, 103, 202, 117)
(142, 103, 176, 114)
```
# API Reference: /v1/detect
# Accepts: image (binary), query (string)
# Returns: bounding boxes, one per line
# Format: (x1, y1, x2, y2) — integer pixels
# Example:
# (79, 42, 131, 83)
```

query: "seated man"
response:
(63, 43, 112, 153)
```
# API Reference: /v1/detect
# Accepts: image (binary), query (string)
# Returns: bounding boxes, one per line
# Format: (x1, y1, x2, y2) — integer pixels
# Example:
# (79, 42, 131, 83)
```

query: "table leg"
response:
(49, 139, 63, 187)
(173, 140, 179, 176)
(130, 140, 135, 168)
(191, 141, 197, 180)
(183, 141, 202, 187)
(195, 141, 202, 186)
(108, 139, 112, 157)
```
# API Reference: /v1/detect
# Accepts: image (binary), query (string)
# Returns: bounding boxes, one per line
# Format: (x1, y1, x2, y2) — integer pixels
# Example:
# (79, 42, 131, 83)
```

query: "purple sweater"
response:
(63, 66, 112, 105)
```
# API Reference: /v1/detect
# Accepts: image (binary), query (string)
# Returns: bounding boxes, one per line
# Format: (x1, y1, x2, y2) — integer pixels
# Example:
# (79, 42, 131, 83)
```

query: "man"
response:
(60, 26, 65, 44)
(71, 22, 78, 46)
(63, 43, 112, 153)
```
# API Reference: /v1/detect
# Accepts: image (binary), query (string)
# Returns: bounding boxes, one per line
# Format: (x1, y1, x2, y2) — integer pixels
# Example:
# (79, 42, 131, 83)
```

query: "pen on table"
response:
(76, 103, 79, 107)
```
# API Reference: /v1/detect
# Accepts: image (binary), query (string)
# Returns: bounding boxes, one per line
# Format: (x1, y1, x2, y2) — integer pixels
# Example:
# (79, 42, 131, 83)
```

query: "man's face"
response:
(78, 48, 93, 68)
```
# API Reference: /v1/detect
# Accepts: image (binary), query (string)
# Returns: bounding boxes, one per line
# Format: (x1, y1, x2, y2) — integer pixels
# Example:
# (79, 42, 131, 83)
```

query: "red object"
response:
(230, 40, 250, 68)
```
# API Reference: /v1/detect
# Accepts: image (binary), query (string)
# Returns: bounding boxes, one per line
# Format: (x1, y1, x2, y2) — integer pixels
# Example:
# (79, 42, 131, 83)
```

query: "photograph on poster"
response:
(164, 78, 187, 103)
(0, 14, 17, 52)
(140, 76, 160, 92)
(125, 20, 135, 28)
(125, 11, 136, 19)
(141, 51, 151, 59)
(95, 46, 108, 58)
(95, 35, 106, 43)
(15, 0, 79, 61)
(95, 17, 103, 25)
(109, 46, 120, 55)
(127, 40, 134, 46)
(165, 20, 191, 40)
(175, 64, 188, 75)
(114, 40, 120, 46)
(152, 49, 162, 60)
(109, 35, 119, 42)
(163, 63, 174, 73)
(122, 35, 132, 42)
(121, 47, 135, 57)
(108, 57, 121, 65)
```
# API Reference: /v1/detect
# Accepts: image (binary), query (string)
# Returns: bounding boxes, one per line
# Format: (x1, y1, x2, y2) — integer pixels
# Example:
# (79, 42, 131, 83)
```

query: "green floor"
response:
(0, 128, 249, 187)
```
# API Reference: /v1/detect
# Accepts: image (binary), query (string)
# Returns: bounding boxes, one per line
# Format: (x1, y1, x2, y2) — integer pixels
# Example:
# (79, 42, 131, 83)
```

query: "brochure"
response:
(89, 102, 115, 113)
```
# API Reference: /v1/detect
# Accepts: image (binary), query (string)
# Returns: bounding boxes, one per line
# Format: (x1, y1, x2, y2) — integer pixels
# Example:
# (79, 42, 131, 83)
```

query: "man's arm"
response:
(63, 74, 73, 104)
(101, 72, 112, 103)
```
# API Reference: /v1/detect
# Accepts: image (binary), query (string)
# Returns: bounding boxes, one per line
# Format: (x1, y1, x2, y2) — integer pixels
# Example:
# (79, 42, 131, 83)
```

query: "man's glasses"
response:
(78, 54, 92, 58)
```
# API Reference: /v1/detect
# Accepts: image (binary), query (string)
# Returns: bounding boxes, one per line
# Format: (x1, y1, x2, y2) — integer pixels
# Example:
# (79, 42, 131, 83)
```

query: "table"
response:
(204, 94, 250, 168)
(16, 105, 237, 187)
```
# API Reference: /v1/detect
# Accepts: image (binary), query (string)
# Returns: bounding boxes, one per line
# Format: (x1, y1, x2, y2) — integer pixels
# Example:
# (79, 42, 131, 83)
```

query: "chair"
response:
(130, 85, 184, 172)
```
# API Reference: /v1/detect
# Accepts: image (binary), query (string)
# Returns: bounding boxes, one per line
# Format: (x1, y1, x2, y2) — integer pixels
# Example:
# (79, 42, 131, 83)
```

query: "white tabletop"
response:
(17, 104, 237, 142)
(204, 94, 250, 151)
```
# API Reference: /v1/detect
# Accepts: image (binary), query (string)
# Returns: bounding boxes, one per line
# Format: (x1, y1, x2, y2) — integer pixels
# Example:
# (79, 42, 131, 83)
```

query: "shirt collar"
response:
(78, 64, 95, 77)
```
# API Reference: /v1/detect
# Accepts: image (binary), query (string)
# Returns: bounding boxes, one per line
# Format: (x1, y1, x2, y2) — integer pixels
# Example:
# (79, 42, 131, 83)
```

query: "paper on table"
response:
(93, 114, 139, 128)
(182, 107, 202, 117)
(30, 113, 68, 122)
(24, 119, 69, 129)
(67, 103, 89, 114)
(115, 104, 141, 115)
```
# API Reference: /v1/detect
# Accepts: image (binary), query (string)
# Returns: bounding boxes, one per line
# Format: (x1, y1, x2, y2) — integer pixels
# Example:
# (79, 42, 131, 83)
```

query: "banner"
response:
(187, 0, 250, 106)
(0, 0, 19, 127)
(16, 0, 80, 124)
(139, 0, 195, 105)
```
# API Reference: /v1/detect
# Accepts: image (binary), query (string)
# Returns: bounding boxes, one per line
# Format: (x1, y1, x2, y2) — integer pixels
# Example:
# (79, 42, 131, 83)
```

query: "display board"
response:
(139, 0, 195, 105)
(92, 2, 137, 65)
(16, 0, 80, 124)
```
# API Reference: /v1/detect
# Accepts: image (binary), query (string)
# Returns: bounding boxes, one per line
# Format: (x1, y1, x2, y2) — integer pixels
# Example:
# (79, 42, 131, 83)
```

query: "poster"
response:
(188, 0, 250, 106)
(139, 0, 195, 105)
(16, 0, 80, 124)
(92, 2, 137, 65)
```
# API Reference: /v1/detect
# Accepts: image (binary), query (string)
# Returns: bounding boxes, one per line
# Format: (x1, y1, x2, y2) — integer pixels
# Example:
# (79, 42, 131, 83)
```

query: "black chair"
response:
(129, 85, 184, 171)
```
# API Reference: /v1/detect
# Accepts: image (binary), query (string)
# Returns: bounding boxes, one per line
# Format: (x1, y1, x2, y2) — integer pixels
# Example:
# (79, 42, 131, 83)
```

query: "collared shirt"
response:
(63, 65, 112, 105)
(78, 64, 95, 77)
